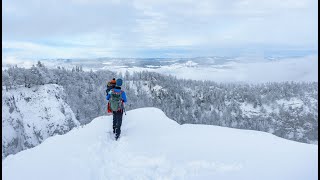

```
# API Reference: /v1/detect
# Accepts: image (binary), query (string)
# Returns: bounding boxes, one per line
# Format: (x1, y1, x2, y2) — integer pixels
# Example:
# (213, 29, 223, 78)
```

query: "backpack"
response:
(109, 89, 123, 111)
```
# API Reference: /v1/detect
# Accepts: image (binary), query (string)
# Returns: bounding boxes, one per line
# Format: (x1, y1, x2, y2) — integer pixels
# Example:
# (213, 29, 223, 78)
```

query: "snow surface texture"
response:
(3, 108, 317, 180)
(2, 84, 80, 159)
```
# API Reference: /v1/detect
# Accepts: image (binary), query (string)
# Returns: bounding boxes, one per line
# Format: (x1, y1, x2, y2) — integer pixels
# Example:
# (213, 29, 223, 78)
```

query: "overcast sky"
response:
(2, 0, 318, 59)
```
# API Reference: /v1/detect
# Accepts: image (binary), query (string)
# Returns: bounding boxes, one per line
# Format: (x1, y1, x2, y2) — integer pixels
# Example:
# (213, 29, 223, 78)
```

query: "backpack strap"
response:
(119, 90, 124, 112)
(120, 90, 123, 100)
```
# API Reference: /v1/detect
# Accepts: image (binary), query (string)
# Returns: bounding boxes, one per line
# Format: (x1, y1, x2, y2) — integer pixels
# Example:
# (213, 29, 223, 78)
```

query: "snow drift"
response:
(3, 108, 318, 180)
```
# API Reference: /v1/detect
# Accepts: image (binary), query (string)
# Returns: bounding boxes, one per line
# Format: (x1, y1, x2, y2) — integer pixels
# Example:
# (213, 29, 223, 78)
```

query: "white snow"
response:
(239, 103, 261, 117)
(3, 55, 317, 83)
(102, 55, 318, 83)
(152, 85, 165, 92)
(161, 56, 318, 82)
(102, 62, 113, 65)
(2, 84, 80, 158)
(276, 98, 305, 109)
(3, 108, 317, 180)
(184, 60, 198, 67)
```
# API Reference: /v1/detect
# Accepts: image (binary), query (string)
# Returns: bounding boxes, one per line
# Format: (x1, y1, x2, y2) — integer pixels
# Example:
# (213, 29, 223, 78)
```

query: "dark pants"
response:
(112, 110, 123, 138)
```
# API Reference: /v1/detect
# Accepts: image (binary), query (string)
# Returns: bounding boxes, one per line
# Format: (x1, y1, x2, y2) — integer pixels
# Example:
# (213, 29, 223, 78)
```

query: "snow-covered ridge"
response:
(2, 84, 80, 159)
(3, 108, 317, 180)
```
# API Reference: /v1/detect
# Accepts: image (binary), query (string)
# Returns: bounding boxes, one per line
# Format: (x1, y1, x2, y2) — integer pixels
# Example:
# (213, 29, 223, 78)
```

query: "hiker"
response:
(106, 78, 127, 140)
(106, 78, 116, 95)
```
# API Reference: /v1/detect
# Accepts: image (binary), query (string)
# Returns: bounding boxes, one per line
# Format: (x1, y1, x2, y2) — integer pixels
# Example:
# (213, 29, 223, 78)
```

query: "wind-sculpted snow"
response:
(2, 84, 80, 159)
(3, 108, 317, 180)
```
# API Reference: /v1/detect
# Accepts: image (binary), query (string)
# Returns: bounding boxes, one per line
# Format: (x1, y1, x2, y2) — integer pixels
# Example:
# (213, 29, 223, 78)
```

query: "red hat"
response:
(110, 79, 116, 84)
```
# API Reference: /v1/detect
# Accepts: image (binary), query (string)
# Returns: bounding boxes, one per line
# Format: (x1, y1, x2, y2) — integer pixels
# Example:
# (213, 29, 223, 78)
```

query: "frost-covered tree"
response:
(2, 64, 318, 144)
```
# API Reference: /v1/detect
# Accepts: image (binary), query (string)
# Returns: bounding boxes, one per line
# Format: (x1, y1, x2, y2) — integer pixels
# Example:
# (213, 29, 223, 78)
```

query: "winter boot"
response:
(115, 135, 119, 141)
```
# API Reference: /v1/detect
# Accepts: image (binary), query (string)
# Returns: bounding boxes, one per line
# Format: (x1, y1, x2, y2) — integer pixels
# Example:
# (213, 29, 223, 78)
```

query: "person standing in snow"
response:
(106, 78, 127, 140)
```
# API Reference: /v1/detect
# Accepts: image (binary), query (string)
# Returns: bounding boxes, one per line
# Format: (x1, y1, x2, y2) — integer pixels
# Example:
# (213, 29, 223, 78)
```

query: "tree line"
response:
(2, 61, 318, 144)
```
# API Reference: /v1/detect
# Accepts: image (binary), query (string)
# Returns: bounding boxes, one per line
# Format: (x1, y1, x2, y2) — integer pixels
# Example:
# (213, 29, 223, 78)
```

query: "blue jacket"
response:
(106, 88, 127, 103)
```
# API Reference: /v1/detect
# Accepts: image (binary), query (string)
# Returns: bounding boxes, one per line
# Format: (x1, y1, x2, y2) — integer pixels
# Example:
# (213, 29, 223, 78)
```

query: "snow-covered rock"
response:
(2, 84, 80, 159)
(3, 108, 317, 180)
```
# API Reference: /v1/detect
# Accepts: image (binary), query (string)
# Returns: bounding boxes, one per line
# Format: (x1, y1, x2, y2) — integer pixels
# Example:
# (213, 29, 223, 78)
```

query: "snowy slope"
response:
(3, 108, 317, 180)
(2, 84, 80, 159)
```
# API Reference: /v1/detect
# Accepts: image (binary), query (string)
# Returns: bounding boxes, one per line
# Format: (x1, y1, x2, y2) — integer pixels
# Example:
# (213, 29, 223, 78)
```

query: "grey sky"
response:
(2, 0, 318, 59)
